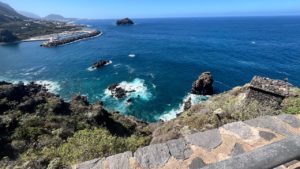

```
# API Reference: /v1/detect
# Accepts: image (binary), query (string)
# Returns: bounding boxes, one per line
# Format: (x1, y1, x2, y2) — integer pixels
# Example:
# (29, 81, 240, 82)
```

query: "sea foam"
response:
(35, 80, 61, 93)
(102, 78, 152, 113)
(159, 94, 209, 121)
(0, 76, 61, 94)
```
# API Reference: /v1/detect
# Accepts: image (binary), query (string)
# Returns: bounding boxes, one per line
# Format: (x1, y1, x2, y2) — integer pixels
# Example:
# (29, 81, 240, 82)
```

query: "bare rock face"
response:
(192, 72, 214, 95)
(116, 18, 134, 25)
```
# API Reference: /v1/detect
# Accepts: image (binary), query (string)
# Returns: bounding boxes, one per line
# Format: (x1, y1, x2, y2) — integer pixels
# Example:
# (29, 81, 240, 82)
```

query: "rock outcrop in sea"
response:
(116, 18, 134, 25)
(92, 60, 111, 69)
(191, 71, 214, 95)
(107, 83, 135, 99)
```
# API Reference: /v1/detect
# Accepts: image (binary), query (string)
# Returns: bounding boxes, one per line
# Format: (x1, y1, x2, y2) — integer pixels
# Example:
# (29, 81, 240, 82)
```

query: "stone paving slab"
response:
(134, 143, 170, 169)
(245, 116, 293, 136)
(75, 114, 300, 169)
(222, 121, 253, 139)
(106, 151, 132, 169)
(201, 135, 300, 169)
(185, 129, 222, 151)
(76, 158, 104, 169)
(166, 138, 192, 160)
(277, 114, 300, 128)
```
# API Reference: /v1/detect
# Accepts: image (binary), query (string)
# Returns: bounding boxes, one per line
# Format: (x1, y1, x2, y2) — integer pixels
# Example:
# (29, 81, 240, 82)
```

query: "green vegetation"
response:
(282, 88, 300, 114)
(42, 128, 150, 165)
(152, 85, 300, 144)
(0, 82, 151, 168)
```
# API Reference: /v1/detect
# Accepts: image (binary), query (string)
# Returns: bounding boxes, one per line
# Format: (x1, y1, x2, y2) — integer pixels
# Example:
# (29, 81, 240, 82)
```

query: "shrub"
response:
(43, 128, 150, 165)
(282, 97, 300, 115)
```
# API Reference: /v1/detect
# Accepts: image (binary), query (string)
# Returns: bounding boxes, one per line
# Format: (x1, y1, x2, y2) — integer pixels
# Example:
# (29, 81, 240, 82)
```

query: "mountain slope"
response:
(0, 1, 82, 42)
(0, 1, 27, 23)
(43, 14, 77, 22)
(44, 14, 65, 21)
(18, 11, 40, 19)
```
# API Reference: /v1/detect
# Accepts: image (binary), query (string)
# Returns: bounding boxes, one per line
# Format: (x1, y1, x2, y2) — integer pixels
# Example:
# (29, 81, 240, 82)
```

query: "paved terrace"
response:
(74, 114, 300, 169)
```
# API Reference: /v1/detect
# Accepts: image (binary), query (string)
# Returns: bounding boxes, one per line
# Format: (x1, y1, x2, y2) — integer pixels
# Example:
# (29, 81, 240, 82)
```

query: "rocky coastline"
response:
(41, 30, 101, 47)
(0, 74, 299, 168)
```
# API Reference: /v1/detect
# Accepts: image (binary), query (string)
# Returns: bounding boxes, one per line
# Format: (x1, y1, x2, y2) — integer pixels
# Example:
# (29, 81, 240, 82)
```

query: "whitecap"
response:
(128, 54, 136, 58)
(20, 66, 46, 76)
(152, 83, 156, 89)
(113, 64, 121, 68)
(149, 73, 155, 79)
(125, 65, 135, 74)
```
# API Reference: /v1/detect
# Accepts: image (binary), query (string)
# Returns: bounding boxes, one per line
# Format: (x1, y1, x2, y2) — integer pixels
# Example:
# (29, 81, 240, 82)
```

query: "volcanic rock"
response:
(116, 18, 134, 25)
(92, 60, 110, 69)
(192, 72, 214, 95)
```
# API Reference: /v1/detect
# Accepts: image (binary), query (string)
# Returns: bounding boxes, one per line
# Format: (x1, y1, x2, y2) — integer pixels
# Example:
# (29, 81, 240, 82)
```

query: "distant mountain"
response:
(18, 11, 40, 19)
(0, 1, 27, 23)
(44, 14, 65, 21)
(43, 14, 77, 22)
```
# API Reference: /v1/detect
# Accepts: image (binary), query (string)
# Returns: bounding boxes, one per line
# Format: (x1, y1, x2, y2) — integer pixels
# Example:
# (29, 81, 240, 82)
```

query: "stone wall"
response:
(74, 114, 300, 169)
(246, 76, 293, 108)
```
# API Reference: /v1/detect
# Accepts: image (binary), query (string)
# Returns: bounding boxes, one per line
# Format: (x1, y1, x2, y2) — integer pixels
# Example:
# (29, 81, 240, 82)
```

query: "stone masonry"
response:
(74, 114, 300, 169)
(246, 76, 293, 109)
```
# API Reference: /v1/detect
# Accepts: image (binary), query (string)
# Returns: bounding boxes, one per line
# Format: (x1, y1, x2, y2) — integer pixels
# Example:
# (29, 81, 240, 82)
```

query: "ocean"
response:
(0, 17, 300, 122)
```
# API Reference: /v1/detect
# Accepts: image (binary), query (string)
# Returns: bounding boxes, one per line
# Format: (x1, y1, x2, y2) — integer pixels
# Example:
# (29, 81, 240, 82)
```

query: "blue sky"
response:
(2, 0, 300, 19)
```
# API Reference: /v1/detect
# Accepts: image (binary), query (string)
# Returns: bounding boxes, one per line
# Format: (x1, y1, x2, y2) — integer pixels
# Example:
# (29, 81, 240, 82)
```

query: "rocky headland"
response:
(0, 74, 299, 168)
(116, 18, 134, 25)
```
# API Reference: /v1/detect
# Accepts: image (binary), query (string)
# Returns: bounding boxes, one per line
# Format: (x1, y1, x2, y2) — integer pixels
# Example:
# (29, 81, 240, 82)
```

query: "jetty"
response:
(40, 29, 101, 47)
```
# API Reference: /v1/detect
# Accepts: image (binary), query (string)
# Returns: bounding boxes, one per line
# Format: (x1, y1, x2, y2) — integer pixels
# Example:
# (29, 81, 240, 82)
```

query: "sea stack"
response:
(116, 18, 134, 25)
(192, 72, 214, 95)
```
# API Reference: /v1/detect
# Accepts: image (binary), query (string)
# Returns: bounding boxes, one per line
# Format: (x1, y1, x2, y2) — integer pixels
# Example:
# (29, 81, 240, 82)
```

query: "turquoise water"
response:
(0, 17, 300, 122)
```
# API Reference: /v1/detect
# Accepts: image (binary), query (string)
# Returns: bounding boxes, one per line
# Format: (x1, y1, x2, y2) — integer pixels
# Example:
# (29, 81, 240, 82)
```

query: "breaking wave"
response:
(159, 93, 209, 121)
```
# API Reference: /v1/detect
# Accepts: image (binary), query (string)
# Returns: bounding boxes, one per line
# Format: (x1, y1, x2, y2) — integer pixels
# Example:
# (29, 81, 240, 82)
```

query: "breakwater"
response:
(41, 30, 101, 47)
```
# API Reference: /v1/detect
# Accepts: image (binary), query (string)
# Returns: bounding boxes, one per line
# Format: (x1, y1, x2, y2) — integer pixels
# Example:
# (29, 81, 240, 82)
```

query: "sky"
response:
(2, 0, 300, 19)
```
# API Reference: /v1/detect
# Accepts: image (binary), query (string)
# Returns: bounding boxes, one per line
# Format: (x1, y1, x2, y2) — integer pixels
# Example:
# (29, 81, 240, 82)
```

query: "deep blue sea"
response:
(1, 17, 300, 122)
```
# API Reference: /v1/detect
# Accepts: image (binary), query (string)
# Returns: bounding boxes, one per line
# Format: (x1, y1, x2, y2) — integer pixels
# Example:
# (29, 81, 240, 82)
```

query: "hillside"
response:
(18, 11, 41, 19)
(0, 1, 82, 42)
(0, 1, 27, 23)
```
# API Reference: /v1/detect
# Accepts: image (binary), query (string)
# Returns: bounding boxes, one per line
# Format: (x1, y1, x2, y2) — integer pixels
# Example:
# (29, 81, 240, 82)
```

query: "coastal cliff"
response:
(0, 76, 299, 168)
